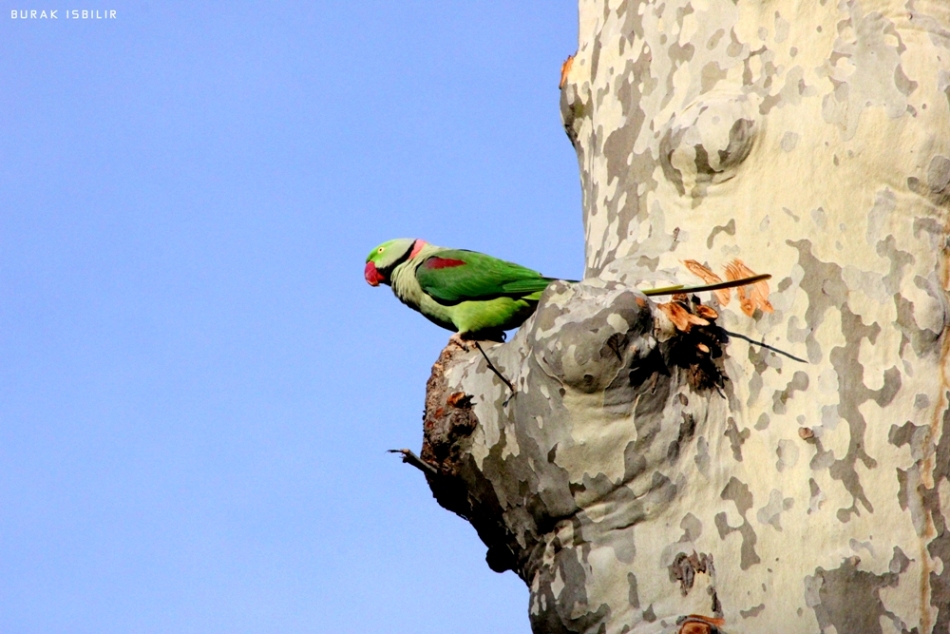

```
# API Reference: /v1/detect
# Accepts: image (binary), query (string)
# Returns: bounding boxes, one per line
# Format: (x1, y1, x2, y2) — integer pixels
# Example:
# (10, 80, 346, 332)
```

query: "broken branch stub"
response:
(421, 281, 731, 632)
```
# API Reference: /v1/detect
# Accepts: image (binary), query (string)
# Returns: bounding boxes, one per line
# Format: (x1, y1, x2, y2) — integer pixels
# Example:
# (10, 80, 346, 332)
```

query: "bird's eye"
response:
(378, 247, 384, 253)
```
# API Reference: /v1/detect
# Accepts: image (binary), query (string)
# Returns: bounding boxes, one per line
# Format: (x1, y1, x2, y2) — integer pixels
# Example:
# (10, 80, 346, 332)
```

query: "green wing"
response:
(415, 249, 553, 304)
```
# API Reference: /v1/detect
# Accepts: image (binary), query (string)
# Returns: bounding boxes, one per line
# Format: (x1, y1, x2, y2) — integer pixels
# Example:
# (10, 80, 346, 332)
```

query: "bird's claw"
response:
(448, 333, 476, 351)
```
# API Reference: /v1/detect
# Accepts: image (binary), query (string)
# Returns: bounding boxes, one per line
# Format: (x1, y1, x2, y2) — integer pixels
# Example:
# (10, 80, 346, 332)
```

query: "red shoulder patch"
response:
(424, 257, 466, 269)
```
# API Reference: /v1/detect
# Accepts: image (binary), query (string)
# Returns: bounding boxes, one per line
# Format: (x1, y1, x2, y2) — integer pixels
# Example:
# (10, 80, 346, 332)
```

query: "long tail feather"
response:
(640, 284, 685, 295)
(642, 273, 771, 296)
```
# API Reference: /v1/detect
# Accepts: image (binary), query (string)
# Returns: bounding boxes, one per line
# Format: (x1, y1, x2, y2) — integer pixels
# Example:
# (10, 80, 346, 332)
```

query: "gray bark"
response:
(416, 1, 950, 632)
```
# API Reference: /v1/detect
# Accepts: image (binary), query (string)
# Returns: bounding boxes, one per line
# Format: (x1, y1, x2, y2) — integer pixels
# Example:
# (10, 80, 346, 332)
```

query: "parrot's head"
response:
(364, 238, 422, 286)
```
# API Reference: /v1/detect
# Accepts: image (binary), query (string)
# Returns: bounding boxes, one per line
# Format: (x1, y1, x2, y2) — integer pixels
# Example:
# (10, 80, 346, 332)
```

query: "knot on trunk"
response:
(529, 281, 656, 392)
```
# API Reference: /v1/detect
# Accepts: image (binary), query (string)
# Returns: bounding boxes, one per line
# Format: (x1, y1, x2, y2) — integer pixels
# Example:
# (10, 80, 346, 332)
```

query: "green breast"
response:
(446, 295, 539, 335)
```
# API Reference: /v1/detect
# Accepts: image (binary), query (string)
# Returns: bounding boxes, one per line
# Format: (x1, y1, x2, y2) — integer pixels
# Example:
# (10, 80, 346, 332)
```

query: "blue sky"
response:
(1, 3, 580, 632)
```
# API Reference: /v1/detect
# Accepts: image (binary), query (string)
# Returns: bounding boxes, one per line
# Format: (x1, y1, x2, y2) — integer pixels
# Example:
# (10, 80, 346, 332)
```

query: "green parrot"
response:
(364, 238, 554, 341)
(364, 238, 770, 341)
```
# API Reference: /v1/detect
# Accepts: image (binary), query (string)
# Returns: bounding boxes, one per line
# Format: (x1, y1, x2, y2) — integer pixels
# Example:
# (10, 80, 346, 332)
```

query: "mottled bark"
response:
(418, 1, 950, 633)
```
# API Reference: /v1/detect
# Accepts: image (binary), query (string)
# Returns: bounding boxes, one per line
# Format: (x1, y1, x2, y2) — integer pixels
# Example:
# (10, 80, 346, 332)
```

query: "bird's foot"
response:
(448, 332, 476, 351)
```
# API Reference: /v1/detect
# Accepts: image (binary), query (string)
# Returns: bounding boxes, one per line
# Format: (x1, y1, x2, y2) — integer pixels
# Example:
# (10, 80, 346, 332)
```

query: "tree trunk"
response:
(418, 1, 950, 632)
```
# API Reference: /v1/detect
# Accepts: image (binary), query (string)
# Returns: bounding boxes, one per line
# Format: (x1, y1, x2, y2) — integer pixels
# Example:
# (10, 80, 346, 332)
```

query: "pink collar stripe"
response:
(409, 239, 427, 259)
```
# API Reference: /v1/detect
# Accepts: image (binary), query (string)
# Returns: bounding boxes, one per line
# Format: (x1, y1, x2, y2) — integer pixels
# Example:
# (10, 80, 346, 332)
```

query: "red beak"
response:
(364, 261, 384, 286)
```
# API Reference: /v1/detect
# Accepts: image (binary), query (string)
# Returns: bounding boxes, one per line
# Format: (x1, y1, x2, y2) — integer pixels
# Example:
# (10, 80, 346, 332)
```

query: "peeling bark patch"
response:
(705, 219, 736, 249)
(888, 421, 932, 461)
(771, 370, 809, 415)
(739, 603, 765, 619)
(724, 416, 749, 462)
(809, 437, 836, 472)
(627, 572, 641, 609)
(808, 478, 825, 514)
(669, 551, 714, 596)
(889, 546, 911, 574)
(776, 439, 800, 472)
(806, 558, 903, 634)
(927, 155, 950, 194)
(755, 489, 794, 531)
(642, 604, 656, 623)
(716, 477, 760, 569)
(780, 131, 799, 152)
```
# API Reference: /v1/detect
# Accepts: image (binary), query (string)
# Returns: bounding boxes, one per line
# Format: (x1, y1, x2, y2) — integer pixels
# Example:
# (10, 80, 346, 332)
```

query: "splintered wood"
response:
(682, 259, 773, 316)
